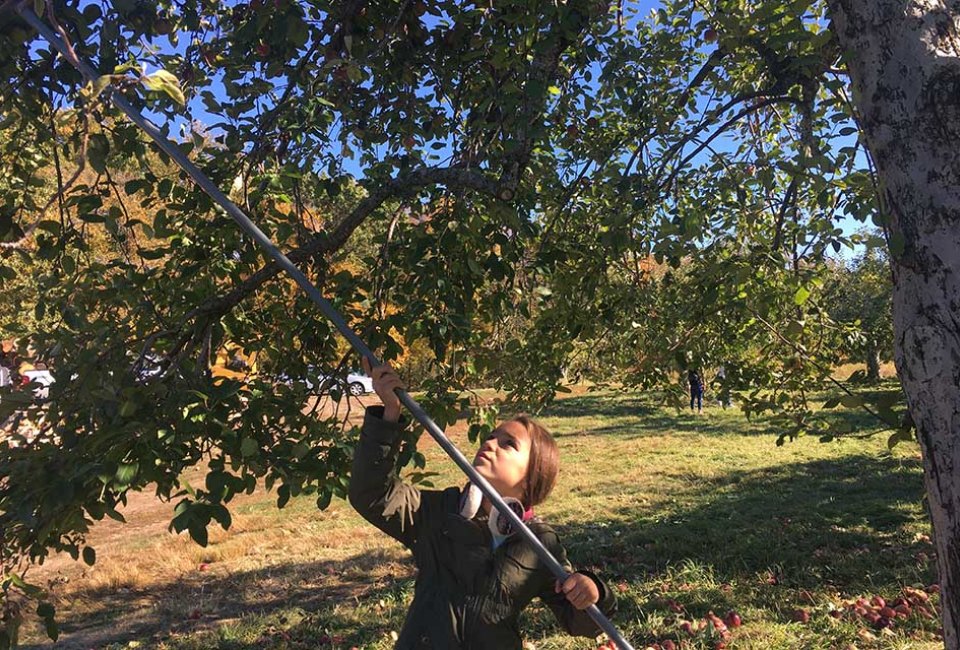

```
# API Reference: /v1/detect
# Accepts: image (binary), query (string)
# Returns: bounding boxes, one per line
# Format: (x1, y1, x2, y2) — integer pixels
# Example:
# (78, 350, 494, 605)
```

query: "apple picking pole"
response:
(15, 4, 635, 649)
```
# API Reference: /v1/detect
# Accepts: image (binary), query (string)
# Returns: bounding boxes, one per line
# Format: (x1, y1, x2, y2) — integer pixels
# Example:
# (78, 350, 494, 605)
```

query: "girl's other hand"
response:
(555, 573, 600, 610)
(362, 358, 405, 422)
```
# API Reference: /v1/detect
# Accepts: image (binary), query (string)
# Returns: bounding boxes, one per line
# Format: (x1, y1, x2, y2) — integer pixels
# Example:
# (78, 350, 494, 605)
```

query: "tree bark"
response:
(827, 2, 960, 648)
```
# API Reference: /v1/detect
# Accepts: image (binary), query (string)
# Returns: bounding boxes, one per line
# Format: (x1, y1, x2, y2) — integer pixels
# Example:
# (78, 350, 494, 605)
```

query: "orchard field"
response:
(17, 381, 941, 650)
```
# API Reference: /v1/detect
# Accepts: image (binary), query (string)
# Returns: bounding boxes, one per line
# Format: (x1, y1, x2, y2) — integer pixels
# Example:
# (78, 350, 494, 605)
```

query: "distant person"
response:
(688, 368, 704, 413)
(715, 365, 731, 409)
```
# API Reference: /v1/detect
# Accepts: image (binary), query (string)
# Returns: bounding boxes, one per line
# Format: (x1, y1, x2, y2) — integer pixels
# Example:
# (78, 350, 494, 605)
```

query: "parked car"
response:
(21, 366, 55, 399)
(279, 367, 373, 396)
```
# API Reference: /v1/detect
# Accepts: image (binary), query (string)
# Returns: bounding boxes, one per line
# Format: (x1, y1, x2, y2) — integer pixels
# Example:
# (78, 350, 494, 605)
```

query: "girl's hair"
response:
(511, 415, 559, 509)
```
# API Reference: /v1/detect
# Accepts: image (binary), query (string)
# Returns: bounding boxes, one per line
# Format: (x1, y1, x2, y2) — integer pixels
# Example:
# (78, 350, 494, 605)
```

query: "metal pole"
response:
(14, 5, 633, 648)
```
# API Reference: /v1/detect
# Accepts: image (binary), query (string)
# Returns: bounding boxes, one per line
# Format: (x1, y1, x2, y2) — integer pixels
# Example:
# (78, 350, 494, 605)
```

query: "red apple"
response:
(724, 610, 741, 628)
(703, 27, 718, 42)
(791, 609, 810, 624)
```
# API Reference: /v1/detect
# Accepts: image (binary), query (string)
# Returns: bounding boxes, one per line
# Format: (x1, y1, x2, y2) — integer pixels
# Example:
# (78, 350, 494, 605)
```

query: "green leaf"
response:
(240, 437, 258, 457)
(793, 286, 811, 305)
(277, 484, 291, 508)
(142, 69, 185, 106)
(188, 522, 208, 546)
(887, 431, 911, 450)
(37, 601, 58, 640)
(82, 546, 96, 566)
(84, 74, 114, 102)
(210, 504, 232, 530)
(291, 442, 310, 459)
(547, 85, 561, 95)
(115, 462, 139, 486)
(316, 488, 332, 511)
(88, 133, 109, 174)
(43, 616, 59, 642)
(36, 220, 61, 234)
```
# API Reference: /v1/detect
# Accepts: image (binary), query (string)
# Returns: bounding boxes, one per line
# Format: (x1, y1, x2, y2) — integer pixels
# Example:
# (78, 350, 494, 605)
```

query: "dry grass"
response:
(831, 361, 898, 380)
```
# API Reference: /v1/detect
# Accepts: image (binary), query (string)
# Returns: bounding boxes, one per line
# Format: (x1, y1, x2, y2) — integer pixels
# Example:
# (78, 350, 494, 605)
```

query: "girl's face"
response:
(472, 420, 531, 503)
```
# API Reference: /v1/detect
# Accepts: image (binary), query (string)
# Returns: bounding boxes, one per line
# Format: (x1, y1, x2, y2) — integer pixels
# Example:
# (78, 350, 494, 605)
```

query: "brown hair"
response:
(511, 415, 559, 509)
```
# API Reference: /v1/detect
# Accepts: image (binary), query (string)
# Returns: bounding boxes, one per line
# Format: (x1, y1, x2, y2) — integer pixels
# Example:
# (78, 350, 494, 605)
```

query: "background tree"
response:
(824, 237, 893, 382)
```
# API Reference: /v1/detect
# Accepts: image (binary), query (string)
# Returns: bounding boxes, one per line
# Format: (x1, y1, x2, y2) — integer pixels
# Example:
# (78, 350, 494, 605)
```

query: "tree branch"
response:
(151, 165, 501, 368)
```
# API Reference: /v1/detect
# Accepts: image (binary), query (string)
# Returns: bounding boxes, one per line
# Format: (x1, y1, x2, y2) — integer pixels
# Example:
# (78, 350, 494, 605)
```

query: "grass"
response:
(17, 381, 941, 650)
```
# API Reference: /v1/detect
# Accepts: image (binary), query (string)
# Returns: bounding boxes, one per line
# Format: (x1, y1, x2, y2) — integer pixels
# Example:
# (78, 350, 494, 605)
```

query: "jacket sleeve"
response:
(348, 405, 424, 549)
(537, 533, 618, 637)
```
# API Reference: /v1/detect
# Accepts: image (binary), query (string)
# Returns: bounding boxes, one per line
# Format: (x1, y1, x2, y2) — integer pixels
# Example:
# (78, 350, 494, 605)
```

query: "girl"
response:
(349, 361, 618, 649)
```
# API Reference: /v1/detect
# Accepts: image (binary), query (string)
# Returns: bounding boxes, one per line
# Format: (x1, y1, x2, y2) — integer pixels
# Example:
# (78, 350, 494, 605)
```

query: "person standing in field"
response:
(688, 368, 704, 413)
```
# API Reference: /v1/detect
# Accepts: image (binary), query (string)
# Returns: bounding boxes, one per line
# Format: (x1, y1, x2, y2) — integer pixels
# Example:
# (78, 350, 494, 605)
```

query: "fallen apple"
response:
(791, 609, 810, 624)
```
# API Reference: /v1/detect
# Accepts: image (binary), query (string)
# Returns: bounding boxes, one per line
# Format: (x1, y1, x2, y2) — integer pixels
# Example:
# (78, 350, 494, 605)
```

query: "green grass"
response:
(19, 383, 941, 649)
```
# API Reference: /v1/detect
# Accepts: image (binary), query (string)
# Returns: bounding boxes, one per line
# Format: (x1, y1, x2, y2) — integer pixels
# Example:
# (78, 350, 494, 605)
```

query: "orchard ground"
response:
(17, 371, 941, 649)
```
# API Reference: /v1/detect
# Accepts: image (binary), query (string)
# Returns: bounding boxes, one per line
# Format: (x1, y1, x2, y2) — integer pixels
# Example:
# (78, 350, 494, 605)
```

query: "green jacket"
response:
(349, 406, 617, 649)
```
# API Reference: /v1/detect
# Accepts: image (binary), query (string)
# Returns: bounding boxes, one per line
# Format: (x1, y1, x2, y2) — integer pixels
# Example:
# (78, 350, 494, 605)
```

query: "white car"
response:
(281, 368, 374, 397)
(21, 368, 55, 399)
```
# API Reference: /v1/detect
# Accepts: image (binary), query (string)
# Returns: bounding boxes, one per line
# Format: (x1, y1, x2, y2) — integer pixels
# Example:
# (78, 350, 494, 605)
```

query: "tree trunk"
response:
(827, 2, 960, 648)
(865, 345, 882, 383)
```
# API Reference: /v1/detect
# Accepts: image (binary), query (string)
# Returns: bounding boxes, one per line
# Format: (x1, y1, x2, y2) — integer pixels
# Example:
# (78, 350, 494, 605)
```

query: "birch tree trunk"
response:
(827, 2, 960, 647)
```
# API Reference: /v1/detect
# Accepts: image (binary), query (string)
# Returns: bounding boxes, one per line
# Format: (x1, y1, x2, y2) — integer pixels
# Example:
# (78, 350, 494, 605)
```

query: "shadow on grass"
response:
(541, 392, 659, 421)
(23, 391, 928, 649)
(20, 548, 414, 650)
(558, 452, 931, 598)
(542, 391, 899, 441)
